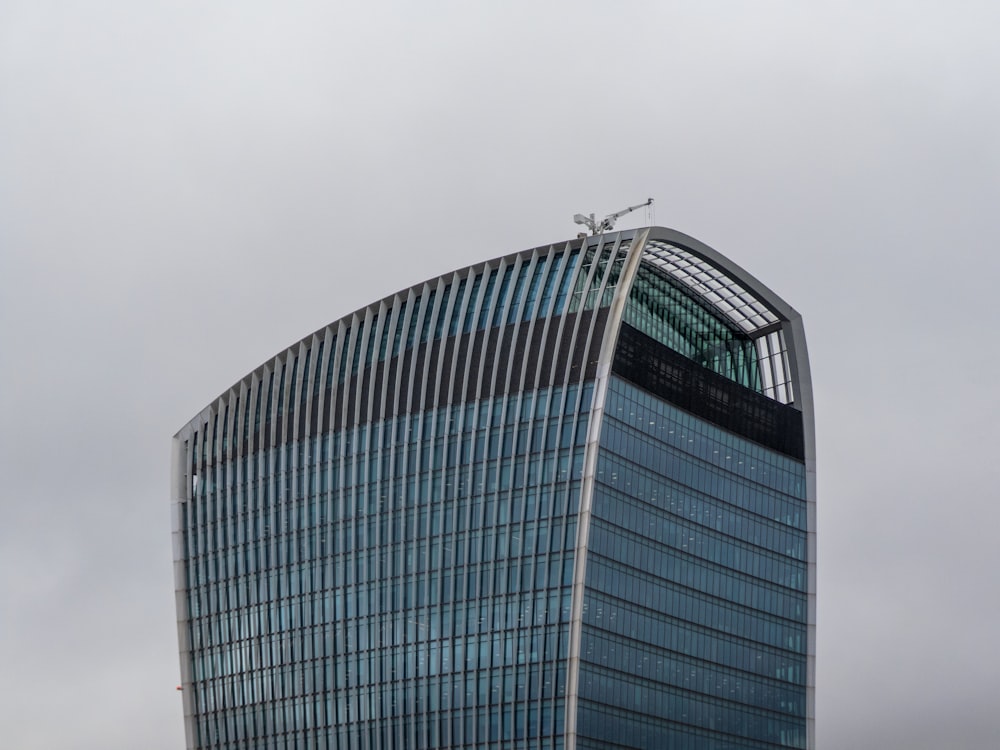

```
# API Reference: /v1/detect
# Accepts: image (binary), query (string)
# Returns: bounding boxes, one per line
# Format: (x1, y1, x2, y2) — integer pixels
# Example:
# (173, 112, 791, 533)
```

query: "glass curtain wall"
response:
(575, 377, 808, 750)
(176, 233, 634, 750)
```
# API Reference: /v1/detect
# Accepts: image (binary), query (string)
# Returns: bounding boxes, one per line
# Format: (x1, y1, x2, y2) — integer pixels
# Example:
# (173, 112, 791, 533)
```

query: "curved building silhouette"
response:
(171, 227, 816, 749)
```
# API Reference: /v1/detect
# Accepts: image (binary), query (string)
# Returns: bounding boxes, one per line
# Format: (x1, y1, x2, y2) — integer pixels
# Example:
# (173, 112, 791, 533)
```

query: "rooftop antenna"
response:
(574, 198, 653, 236)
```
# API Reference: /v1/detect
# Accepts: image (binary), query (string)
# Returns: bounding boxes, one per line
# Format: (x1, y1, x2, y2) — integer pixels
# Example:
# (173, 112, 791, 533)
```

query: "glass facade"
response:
(576, 378, 807, 749)
(182, 387, 590, 749)
(173, 227, 815, 750)
(624, 262, 762, 393)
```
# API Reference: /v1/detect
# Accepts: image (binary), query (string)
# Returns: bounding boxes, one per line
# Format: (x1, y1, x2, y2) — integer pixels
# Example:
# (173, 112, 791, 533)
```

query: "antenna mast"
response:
(573, 198, 654, 236)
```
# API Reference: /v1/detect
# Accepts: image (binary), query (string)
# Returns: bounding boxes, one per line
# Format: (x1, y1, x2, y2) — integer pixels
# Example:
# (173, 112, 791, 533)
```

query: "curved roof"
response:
(642, 238, 781, 335)
(632, 227, 805, 406)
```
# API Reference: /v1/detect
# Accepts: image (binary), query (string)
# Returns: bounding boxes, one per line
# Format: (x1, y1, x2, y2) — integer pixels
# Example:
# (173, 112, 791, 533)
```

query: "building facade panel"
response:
(173, 228, 815, 749)
(575, 377, 808, 749)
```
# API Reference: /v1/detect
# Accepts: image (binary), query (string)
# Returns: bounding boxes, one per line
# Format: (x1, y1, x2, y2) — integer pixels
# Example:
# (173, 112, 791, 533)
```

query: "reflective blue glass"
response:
(184, 386, 590, 749)
(575, 377, 808, 749)
(174, 229, 814, 750)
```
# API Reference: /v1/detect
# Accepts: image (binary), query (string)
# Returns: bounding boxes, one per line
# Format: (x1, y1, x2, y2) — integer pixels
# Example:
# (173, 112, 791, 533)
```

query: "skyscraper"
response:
(171, 226, 815, 750)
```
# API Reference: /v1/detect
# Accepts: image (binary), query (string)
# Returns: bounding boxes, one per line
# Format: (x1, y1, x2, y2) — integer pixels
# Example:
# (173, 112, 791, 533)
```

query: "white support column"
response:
(563, 229, 649, 750)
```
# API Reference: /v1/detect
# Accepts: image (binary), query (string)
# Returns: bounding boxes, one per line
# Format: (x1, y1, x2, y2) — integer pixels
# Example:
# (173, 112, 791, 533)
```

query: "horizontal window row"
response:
(200, 425, 587, 502)
(605, 377, 805, 482)
(593, 480, 805, 563)
(589, 517, 806, 609)
(580, 630, 806, 716)
(187, 502, 579, 587)
(587, 555, 805, 652)
(327, 449, 588, 497)
(577, 699, 804, 750)
(606, 378, 806, 494)
(196, 681, 568, 749)
(599, 422, 804, 528)
(185, 524, 579, 610)
(582, 592, 807, 682)
(186, 476, 583, 562)
(192, 629, 568, 710)
(193, 374, 594, 481)
(186, 458, 585, 552)
(191, 446, 587, 524)
(193, 629, 570, 698)
(597, 451, 804, 532)
(183, 469, 584, 563)
(579, 663, 805, 743)
(190, 589, 575, 661)
(195, 437, 589, 511)
(602, 416, 802, 505)
(189, 562, 577, 639)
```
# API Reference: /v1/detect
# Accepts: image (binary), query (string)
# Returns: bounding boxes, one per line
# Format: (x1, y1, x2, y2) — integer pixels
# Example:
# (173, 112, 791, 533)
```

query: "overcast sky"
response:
(2, 2, 998, 748)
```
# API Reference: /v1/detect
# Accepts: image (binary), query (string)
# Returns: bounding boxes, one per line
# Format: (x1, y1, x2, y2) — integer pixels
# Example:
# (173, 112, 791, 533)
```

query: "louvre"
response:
(171, 226, 816, 749)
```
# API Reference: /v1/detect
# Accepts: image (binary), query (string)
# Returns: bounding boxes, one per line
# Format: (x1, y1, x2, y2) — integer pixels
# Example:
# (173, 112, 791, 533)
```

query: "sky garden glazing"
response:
(172, 227, 816, 750)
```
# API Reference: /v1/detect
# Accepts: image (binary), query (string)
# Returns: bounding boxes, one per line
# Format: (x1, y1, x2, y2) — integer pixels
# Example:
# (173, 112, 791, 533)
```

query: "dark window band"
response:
(612, 323, 805, 460)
